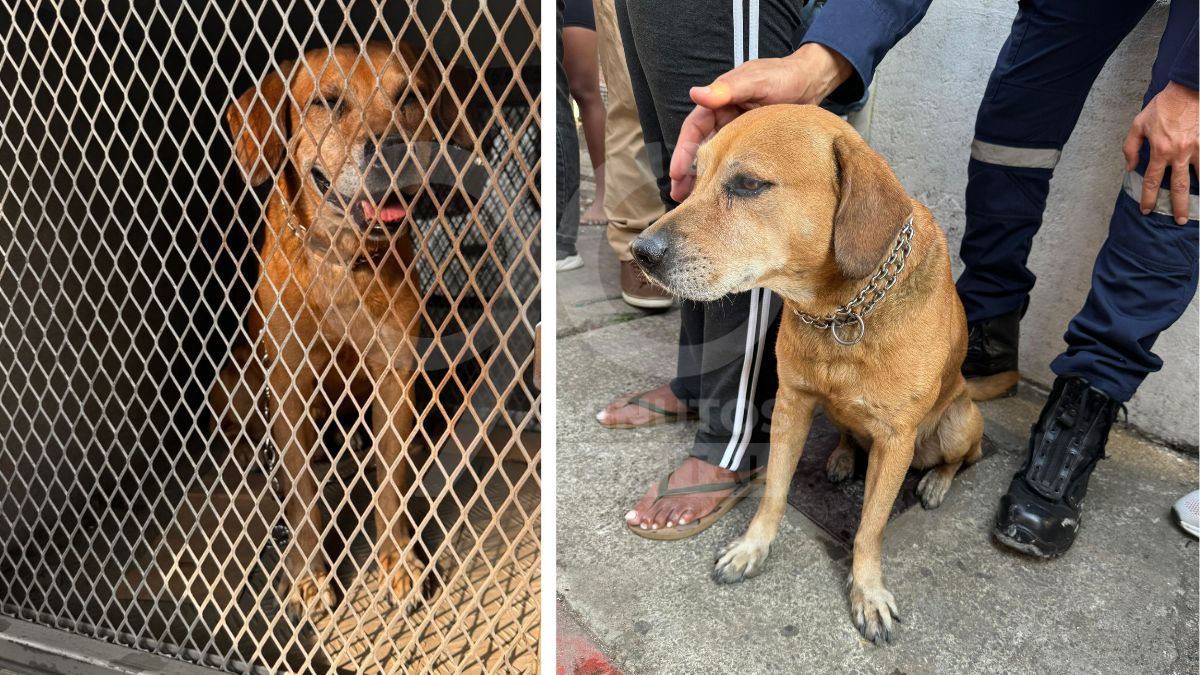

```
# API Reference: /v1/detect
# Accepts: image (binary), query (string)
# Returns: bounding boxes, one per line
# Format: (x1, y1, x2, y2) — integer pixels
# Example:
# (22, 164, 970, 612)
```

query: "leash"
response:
(792, 216, 914, 347)
(252, 338, 293, 548)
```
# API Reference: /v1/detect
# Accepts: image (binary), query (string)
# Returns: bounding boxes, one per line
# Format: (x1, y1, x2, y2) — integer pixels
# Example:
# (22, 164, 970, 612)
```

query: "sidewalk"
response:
(555, 220, 1199, 675)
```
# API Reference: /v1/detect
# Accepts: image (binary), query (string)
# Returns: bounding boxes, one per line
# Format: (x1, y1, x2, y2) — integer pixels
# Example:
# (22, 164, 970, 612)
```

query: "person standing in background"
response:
(562, 0, 609, 231)
(558, 0, 609, 271)
(556, 1, 583, 271)
(592, 0, 671, 308)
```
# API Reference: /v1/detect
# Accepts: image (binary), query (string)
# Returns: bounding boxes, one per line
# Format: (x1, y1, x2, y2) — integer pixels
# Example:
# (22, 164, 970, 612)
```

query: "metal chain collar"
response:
(792, 216, 914, 346)
(283, 214, 390, 269)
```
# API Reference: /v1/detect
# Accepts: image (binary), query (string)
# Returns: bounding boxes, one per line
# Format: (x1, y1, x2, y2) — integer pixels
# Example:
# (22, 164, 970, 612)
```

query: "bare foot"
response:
(596, 383, 691, 428)
(581, 200, 607, 226)
(624, 457, 760, 530)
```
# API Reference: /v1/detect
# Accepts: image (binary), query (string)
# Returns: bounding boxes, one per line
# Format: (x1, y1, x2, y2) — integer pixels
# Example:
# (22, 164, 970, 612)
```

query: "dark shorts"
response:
(563, 0, 595, 31)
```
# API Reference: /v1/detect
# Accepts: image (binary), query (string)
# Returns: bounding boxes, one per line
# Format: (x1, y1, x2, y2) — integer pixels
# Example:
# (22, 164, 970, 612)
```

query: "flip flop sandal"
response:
(626, 470, 764, 541)
(598, 396, 697, 430)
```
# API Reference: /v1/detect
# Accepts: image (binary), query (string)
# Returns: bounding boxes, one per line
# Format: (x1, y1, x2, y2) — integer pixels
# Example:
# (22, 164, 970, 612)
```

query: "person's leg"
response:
(555, 1, 582, 267)
(957, 0, 1158, 398)
(562, 23, 608, 226)
(595, 0, 696, 431)
(620, 0, 800, 532)
(593, 0, 666, 262)
(1050, 0, 1199, 403)
(988, 0, 1196, 559)
(593, 0, 672, 309)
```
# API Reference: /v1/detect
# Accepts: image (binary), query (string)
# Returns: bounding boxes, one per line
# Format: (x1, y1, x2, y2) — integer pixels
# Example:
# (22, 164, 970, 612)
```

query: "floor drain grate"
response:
(787, 413, 997, 550)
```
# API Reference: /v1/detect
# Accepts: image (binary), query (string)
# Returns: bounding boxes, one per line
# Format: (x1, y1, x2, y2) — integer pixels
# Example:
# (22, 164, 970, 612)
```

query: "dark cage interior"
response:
(0, 1, 540, 672)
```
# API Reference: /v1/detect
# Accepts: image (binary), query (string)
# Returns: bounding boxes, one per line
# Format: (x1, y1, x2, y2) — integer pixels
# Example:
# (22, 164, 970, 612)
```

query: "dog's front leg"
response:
(268, 348, 335, 619)
(372, 368, 429, 612)
(850, 429, 916, 645)
(713, 386, 816, 584)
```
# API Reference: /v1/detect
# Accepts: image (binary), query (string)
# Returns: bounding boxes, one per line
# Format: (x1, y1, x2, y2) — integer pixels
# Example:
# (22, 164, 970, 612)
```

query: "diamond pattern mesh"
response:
(0, 1, 540, 672)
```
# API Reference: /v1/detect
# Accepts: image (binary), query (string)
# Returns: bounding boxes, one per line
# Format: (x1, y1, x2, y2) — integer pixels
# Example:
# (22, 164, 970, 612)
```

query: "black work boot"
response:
(993, 376, 1121, 558)
(962, 301, 1026, 400)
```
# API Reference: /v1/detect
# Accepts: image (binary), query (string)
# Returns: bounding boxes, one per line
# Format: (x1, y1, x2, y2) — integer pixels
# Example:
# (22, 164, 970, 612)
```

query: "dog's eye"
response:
(396, 90, 418, 111)
(727, 174, 771, 198)
(310, 95, 344, 115)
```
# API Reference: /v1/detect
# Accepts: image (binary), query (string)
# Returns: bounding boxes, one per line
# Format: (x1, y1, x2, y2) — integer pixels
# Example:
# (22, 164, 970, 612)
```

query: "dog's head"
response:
(227, 42, 469, 245)
(632, 105, 911, 303)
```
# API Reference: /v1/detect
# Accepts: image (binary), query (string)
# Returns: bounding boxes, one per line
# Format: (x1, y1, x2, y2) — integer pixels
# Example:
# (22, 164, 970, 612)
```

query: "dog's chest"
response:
(309, 270, 420, 356)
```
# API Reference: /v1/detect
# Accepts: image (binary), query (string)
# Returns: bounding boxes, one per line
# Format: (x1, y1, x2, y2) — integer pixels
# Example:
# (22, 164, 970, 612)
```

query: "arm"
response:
(1122, 19, 1199, 224)
(669, 0, 934, 201)
(801, 0, 934, 104)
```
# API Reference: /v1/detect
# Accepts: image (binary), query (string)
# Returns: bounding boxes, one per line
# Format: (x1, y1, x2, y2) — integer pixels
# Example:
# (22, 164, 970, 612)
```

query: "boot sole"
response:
(965, 371, 1020, 401)
(993, 524, 1068, 559)
(621, 291, 673, 310)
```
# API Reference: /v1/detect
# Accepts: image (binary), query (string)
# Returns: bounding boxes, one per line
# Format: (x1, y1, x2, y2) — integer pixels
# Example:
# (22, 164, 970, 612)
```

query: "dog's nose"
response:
(363, 135, 414, 201)
(631, 232, 669, 270)
(364, 135, 406, 169)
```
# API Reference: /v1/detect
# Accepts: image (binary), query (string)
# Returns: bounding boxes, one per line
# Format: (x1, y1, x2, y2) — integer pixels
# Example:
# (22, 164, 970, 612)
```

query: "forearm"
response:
(800, 0, 934, 103)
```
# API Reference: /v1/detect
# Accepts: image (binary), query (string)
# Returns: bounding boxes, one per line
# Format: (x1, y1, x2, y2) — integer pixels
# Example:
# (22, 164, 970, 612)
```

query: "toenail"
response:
(640, 523, 648, 529)
(624, 510, 637, 522)
(666, 521, 674, 527)
(651, 524, 658, 530)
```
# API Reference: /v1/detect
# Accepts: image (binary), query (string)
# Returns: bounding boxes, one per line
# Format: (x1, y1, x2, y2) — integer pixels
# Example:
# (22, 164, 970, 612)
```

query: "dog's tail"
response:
(964, 371, 1021, 401)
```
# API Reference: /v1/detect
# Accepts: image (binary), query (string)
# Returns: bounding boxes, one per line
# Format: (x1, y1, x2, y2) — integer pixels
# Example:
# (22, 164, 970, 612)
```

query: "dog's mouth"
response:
(360, 194, 408, 236)
(310, 167, 415, 237)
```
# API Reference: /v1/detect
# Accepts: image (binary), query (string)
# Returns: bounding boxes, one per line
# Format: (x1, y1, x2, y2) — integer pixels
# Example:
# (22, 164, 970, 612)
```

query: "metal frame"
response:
(0, 1, 541, 672)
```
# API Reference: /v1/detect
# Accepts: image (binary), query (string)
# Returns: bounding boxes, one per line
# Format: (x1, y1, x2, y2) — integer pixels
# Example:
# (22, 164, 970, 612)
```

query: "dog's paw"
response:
(917, 468, 953, 510)
(380, 550, 439, 614)
(826, 445, 856, 483)
(848, 577, 900, 646)
(279, 570, 336, 622)
(712, 537, 770, 584)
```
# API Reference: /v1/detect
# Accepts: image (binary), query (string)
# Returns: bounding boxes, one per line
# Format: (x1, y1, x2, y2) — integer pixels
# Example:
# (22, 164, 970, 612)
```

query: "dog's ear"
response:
(831, 132, 912, 279)
(435, 84, 474, 151)
(226, 61, 294, 186)
(418, 57, 473, 151)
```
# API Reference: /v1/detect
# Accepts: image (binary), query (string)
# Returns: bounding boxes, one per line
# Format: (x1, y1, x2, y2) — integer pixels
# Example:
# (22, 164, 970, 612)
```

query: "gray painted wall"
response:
(862, 0, 1197, 448)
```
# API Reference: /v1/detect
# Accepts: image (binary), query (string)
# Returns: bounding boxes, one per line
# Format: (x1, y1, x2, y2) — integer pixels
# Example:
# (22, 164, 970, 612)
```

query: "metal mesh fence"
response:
(0, 1, 540, 672)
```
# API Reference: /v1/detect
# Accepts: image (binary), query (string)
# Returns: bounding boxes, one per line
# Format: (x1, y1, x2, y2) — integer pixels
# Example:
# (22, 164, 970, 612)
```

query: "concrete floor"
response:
(555, 221, 1199, 674)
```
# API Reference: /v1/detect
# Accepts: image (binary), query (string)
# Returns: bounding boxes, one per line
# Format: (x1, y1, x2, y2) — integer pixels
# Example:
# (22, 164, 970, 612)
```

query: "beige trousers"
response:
(593, 0, 665, 262)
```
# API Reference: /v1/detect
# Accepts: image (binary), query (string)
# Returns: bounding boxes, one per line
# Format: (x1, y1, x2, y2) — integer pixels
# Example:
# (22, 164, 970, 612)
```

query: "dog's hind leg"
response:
(826, 431, 859, 483)
(916, 394, 984, 510)
(714, 387, 816, 584)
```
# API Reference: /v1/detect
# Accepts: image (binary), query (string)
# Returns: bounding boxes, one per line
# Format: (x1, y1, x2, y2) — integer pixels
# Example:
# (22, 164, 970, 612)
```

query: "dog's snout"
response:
(363, 135, 407, 168)
(362, 135, 420, 201)
(631, 232, 669, 271)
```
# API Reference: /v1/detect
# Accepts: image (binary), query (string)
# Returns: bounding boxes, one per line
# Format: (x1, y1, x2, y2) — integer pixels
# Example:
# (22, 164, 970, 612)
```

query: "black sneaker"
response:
(962, 302, 1025, 400)
(993, 376, 1121, 558)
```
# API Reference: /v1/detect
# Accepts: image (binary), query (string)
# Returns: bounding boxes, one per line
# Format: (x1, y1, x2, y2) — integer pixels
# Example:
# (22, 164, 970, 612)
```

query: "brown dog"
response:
(631, 105, 984, 644)
(217, 42, 467, 617)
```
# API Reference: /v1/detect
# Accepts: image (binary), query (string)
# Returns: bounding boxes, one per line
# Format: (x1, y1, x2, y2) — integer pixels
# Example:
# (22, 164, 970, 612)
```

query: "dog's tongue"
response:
(362, 199, 406, 223)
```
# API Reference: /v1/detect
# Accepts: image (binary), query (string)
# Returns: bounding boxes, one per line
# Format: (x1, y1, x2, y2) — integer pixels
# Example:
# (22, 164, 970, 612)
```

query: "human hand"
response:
(669, 43, 853, 201)
(1122, 81, 1199, 224)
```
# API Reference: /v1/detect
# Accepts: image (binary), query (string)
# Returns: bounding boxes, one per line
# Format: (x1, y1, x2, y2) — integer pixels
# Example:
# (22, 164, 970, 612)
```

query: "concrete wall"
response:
(863, 0, 1197, 449)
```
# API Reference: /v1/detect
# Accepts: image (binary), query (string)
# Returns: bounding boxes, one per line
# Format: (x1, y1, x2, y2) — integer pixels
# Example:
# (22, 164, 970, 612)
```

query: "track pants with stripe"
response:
(616, 0, 813, 470)
(957, 0, 1199, 403)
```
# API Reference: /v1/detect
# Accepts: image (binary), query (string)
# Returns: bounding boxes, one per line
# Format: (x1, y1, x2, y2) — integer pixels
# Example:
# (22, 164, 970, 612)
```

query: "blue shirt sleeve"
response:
(1168, 21, 1198, 90)
(800, 0, 934, 104)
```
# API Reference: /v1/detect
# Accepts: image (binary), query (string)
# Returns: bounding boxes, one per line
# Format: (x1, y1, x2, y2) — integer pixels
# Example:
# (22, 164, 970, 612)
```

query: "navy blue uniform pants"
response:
(957, 0, 1199, 402)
